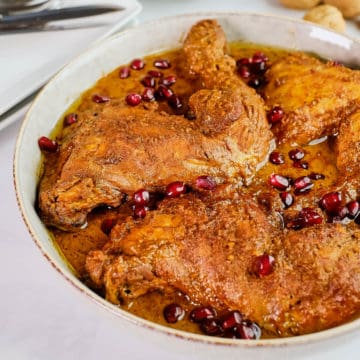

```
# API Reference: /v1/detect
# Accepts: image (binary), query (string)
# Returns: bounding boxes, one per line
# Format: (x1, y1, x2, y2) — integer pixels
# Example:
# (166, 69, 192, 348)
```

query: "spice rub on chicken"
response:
(86, 187, 360, 337)
(38, 19, 273, 229)
(264, 52, 360, 145)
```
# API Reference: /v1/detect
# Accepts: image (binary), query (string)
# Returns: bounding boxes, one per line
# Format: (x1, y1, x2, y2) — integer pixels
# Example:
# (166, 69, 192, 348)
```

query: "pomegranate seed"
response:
(289, 148, 305, 161)
(165, 181, 186, 198)
(309, 172, 325, 180)
(267, 106, 284, 124)
(38, 136, 58, 153)
(293, 161, 308, 169)
(141, 75, 156, 88)
(195, 175, 217, 190)
(133, 205, 148, 219)
(92, 94, 110, 103)
(248, 77, 263, 89)
(163, 303, 185, 323)
(347, 200, 360, 219)
(190, 306, 217, 323)
(153, 59, 171, 69)
(293, 176, 313, 195)
(252, 254, 275, 277)
(200, 318, 223, 336)
(64, 112, 78, 126)
(155, 84, 174, 100)
(126, 93, 142, 106)
(252, 51, 269, 63)
(148, 70, 163, 78)
(119, 67, 130, 79)
(168, 94, 183, 110)
(142, 87, 155, 102)
(101, 218, 117, 235)
(159, 75, 176, 87)
(221, 311, 243, 330)
(319, 192, 342, 214)
(280, 192, 294, 209)
(236, 57, 251, 66)
(238, 65, 251, 79)
(130, 58, 145, 70)
(252, 61, 267, 74)
(328, 206, 348, 223)
(269, 151, 285, 165)
(133, 189, 150, 205)
(235, 321, 261, 340)
(287, 208, 322, 230)
(269, 174, 289, 191)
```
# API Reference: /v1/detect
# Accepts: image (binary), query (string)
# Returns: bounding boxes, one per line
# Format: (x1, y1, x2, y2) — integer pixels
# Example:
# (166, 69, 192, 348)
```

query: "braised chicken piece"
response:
(86, 188, 360, 336)
(185, 20, 273, 178)
(335, 111, 360, 175)
(39, 104, 267, 228)
(38, 20, 273, 229)
(264, 53, 360, 145)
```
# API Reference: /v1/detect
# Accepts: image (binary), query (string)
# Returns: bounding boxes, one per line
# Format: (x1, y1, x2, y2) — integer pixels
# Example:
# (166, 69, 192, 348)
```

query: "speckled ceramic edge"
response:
(13, 12, 360, 349)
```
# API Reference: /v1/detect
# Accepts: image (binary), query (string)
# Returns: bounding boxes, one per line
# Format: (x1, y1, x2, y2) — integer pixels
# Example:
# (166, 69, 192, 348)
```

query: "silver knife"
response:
(0, 5, 124, 29)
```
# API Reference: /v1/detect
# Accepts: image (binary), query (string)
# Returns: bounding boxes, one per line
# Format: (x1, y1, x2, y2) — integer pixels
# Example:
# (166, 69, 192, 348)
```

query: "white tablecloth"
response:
(1, 1, 359, 359)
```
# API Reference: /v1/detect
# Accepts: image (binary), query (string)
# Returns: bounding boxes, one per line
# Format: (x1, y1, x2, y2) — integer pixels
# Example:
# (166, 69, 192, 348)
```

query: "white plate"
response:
(0, 0, 142, 131)
(14, 12, 360, 359)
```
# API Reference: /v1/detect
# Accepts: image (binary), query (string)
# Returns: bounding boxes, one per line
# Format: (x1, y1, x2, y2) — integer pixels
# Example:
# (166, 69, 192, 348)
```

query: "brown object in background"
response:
(279, 0, 321, 10)
(303, 4, 346, 32)
(324, 0, 360, 18)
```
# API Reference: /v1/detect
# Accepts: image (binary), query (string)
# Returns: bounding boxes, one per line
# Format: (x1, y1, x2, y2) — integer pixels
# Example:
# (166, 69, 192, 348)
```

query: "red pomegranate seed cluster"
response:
(188, 306, 261, 339)
(319, 192, 360, 223)
(287, 208, 323, 230)
(236, 51, 269, 89)
(129, 176, 216, 220)
(268, 148, 328, 215)
(121, 57, 184, 111)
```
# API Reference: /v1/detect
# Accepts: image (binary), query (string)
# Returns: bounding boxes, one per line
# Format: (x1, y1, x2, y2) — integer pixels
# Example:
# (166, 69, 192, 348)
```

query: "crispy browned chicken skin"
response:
(86, 188, 360, 337)
(264, 53, 360, 145)
(38, 20, 273, 228)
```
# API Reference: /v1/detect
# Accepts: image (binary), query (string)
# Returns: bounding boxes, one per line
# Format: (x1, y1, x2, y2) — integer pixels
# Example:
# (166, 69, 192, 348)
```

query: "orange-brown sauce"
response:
(46, 43, 339, 338)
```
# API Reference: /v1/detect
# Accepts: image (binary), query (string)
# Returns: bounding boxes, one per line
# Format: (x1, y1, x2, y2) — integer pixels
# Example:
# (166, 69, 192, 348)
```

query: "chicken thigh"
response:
(86, 189, 360, 337)
(264, 53, 360, 145)
(38, 20, 273, 228)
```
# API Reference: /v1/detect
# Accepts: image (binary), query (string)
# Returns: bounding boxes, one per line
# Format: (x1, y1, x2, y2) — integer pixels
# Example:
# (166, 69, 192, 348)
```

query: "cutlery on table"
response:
(0, 5, 124, 29)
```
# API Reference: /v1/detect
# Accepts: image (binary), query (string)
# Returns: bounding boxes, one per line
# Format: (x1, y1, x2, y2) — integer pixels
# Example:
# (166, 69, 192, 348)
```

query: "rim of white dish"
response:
(13, 11, 360, 347)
